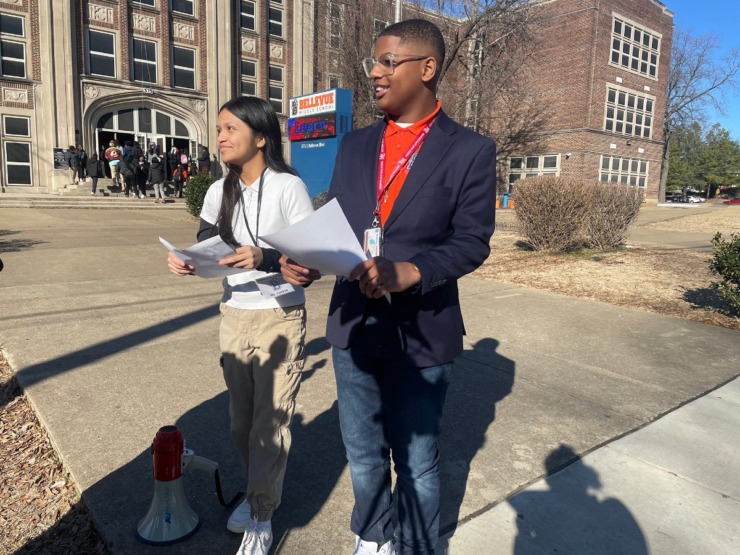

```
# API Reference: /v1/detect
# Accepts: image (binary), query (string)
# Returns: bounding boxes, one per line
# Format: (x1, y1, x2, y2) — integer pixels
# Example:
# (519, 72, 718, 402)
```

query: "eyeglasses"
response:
(361, 53, 429, 77)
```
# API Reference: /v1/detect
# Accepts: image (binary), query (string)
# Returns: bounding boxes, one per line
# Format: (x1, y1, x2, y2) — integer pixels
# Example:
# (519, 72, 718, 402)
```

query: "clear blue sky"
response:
(664, 0, 740, 139)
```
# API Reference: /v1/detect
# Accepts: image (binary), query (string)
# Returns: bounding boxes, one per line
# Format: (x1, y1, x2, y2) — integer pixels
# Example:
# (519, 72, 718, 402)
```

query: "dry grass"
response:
(642, 208, 739, 235)
(0, 352, 109, 555)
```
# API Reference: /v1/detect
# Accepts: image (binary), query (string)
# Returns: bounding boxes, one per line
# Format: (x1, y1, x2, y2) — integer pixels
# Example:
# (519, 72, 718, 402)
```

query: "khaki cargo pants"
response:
(219, 302, 306, 521)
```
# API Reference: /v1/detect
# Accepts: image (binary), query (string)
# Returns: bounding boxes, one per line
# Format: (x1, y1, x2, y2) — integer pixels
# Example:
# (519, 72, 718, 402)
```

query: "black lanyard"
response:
(238, 167, 267, 246)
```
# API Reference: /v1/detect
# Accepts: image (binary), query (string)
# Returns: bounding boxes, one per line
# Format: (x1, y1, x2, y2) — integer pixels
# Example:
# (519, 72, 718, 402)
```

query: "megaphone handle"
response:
(215, 468, 244, 508)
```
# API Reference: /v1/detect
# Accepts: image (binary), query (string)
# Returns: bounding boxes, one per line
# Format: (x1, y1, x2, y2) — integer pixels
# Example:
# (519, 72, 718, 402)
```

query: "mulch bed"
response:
(0, 351, 109, 555)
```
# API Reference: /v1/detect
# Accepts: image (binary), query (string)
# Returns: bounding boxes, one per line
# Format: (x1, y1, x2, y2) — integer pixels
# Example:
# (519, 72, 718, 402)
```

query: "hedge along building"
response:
(507, 0, 674, 199)
(0, 0, 316, 193)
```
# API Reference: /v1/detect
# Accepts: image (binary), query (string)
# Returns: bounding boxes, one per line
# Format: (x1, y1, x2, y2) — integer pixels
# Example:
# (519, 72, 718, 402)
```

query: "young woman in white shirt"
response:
(167, 96, 314, 555)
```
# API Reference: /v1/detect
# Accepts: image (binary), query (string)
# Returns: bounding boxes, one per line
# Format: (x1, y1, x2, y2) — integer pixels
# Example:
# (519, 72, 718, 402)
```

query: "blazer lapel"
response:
(383, 111, 456, 231)
(360, 121, 385, 214)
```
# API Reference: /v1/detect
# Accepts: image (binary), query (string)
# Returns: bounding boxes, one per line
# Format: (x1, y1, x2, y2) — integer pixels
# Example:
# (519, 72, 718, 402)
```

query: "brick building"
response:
(508, 0, 674, 199)
(0, 0, 316, 193)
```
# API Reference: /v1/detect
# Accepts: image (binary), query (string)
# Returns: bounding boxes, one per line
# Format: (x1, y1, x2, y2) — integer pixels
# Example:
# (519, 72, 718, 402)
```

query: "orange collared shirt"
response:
(379, 101, 442, 226)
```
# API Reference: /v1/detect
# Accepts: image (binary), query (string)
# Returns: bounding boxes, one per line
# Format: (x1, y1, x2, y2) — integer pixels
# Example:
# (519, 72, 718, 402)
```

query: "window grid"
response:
(269, 63, 284, 114)
(0, 39, 26, 78)
(269, 6, 283, 38)
(132, 38, 157, 83)
(611, 16, 660, 78)
(132, 0, 156, 7)
(4, 140, 32, 185)
(88, 29, 115, 77)
(508, 154, 560, 183)
(600, 155, 648, 187)
(241, 59, 257, 96)
(605, 86, 654, 138)
(171, 0, 194, 16)
(3, 115, 30, 136)
(0, 12, 24, 36)
(241, 1, 256, 31)
(329, 3, 340, 48)
(172, 45, 195, 89)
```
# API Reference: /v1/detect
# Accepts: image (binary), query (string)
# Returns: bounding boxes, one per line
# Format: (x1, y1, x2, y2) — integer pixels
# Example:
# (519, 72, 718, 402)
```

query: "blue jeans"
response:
(333, 346, 453, 554)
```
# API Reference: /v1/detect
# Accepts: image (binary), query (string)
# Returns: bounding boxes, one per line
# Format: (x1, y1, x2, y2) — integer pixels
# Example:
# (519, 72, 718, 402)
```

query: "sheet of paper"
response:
(159, 235, 245, 279)
(260, 198, 367, 277)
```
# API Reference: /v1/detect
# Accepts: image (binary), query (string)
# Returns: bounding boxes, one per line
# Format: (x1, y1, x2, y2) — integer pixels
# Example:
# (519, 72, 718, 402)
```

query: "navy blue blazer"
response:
(325, 110, 496, 367)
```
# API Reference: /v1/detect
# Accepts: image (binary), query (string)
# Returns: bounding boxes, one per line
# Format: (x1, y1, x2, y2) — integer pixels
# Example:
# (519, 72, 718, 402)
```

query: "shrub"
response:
(709, 232, 740, 314)
(585, 182, 643, 250)
(184, 172, 216, 218)
(512, 176, 593, 252)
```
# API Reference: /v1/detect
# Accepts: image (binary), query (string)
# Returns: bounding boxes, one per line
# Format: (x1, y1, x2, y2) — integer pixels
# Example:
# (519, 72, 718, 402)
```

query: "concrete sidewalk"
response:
(1, 207, 738, 554)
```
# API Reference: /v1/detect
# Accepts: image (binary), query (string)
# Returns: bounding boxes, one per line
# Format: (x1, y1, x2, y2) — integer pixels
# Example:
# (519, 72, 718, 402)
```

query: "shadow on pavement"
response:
(0, 229, 46, 253)
(508, 444, 647, 555)
(440, 337, 515, 534)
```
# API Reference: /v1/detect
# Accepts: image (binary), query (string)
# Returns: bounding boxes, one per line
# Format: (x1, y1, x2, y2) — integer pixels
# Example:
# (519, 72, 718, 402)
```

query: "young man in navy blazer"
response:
(281, 18, 496, 555)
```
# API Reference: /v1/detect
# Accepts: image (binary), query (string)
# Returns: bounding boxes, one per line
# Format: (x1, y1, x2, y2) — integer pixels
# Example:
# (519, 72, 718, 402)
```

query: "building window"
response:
(132, 0, 156, 7)
(3, 115, 30, 136)
(4, 141, 32, 185)
(171, 0, 194, 16)
(329, 3, 341, 49)
(0, 40, 25, 78)
(508, 154, 559, 185)
(88, 30, 115, 77)
(611, 16, 660, 79)
(269, 6, 283, 37)
(269, 64, 284, 114)
(241, 1, 256, 31)
(374, 18, 388, 36)
(0, 12, 24, 36)
(132, 38, 157, 83)
(241, 59, 257, 96)
(329, 75, 340, 89)
(600, 155, 648, 187)
(604, 86, 654, 139)
(172, 46, 195, 89)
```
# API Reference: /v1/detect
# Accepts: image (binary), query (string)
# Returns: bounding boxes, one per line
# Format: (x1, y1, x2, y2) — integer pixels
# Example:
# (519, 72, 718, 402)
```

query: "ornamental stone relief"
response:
(0, 0, 23, 5)
(89, 4, 114, 24)
(3, 88, 28, 104)
(270, 45, 283, 59)
(133, 14, 156, 33)
(173, 23, 194, 41)
(192, 99, 205, 114)
(84, 84, 100, 100)
(242, 38, 256, 53)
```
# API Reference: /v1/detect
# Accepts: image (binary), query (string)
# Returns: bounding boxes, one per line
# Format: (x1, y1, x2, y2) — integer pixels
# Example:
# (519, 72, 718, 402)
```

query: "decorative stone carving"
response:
(1, 0, 23, 5)
(192, 99, 205, 114)
(133, 14, 156, 33)
(242, 38, 256, 53)
(173, 23, 194, 41)
(270, 45, 283, 59)
(89, 4, 114, 24)
(3, 88, 28, 103)
(84, 84, 100, 99)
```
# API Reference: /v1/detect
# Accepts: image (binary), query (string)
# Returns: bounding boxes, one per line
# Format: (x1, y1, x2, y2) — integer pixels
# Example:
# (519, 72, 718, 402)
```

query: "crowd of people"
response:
(69, 139, 221, 201)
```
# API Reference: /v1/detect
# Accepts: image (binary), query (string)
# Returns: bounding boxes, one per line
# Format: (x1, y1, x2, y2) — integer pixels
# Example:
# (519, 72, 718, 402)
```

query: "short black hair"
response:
(378, 19, 445, 70)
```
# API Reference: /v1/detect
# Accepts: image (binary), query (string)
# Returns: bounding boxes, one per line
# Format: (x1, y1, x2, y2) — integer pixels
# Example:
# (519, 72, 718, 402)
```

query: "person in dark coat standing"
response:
(197, 146, 211, 173)
(77, 145, 88, 181)
(119, 156, 136, 197)
(148, 156, 166, 203)
(86, 153, 106, 196)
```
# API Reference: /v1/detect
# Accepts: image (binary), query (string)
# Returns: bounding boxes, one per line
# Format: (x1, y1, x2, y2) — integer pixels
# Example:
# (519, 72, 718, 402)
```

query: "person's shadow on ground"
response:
(13, 336, 343, 555)
(508, 444, 648, 554)
(439, 337, 515, 535)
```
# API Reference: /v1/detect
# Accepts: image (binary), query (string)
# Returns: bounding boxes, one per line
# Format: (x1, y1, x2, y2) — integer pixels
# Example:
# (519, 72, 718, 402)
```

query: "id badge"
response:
(255, 275, 296, 298)
(364, 227, 382, 258)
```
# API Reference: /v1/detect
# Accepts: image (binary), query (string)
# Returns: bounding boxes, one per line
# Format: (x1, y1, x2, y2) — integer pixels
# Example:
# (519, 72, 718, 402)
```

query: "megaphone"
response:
(136, 425, 239, 545)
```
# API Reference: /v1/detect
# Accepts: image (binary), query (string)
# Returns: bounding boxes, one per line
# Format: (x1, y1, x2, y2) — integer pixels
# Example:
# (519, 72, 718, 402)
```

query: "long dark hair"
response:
(217, 96, 297, 243)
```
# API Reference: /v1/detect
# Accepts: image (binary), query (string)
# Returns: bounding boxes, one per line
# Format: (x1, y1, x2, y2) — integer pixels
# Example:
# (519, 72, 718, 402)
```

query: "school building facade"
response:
(0, 0, 317, 193)
(508, 0, 674, 199)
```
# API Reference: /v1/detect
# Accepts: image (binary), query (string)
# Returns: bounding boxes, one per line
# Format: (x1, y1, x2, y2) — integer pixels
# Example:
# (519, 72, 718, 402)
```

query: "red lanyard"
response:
(373, 117, 436, 225)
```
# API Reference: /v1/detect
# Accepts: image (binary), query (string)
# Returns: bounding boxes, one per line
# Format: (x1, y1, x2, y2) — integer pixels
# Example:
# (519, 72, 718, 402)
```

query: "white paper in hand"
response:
(159, 235, 245, 279)
(260, 198, 366, 277)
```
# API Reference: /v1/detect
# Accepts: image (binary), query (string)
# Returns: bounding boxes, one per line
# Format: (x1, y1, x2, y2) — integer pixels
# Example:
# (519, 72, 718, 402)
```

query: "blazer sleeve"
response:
(408, 139, 496, 295)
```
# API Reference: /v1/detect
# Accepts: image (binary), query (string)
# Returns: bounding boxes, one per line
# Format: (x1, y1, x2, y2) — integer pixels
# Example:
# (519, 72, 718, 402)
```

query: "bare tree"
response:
(660, 28, 740, 202)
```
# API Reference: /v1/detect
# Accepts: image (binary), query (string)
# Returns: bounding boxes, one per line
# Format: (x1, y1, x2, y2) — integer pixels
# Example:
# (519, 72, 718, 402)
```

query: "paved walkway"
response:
(1, 206, 738, 554)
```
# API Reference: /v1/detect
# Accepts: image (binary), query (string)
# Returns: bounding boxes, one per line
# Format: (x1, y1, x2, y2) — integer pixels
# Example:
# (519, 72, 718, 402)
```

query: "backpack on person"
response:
(173, 167, 185, 182)
(69, 153, 80, 167)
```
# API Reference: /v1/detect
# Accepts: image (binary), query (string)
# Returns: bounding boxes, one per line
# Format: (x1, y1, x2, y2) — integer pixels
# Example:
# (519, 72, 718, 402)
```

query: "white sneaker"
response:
(227, 499, 252, 533)
(235, 517, 272, 555)
(353, 535, 397, 555)
(140, 194, 145, 199)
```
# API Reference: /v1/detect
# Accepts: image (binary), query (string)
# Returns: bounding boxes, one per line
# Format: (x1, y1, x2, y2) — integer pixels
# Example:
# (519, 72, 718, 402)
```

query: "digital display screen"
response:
(288, 113, 337, 141)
